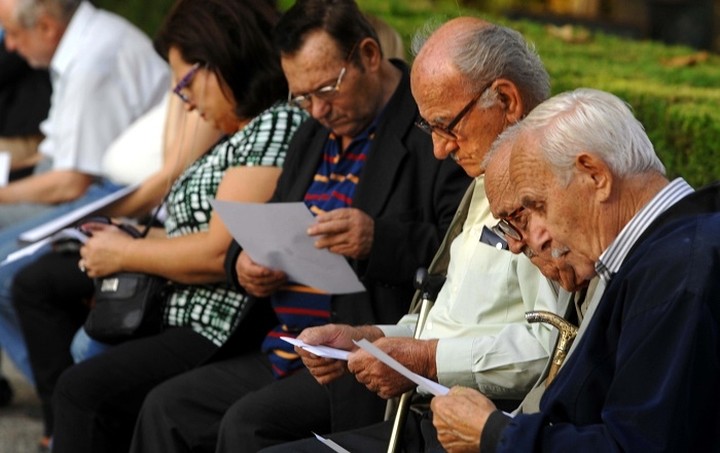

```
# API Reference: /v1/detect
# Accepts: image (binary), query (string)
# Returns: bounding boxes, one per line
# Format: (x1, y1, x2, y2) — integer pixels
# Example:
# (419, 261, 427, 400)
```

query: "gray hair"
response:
(413, 20, 550, 111)
(520, 88, 665, 184)
(483, 121, 523, 169)
(15, 0, 80, 27)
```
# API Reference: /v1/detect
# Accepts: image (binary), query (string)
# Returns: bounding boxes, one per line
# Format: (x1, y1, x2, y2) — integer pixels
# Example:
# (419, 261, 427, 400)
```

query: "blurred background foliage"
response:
(92, 0, 719, 187)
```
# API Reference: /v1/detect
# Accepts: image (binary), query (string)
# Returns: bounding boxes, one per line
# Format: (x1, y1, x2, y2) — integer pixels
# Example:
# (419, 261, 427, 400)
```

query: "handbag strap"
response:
(139, 200, 164, 238)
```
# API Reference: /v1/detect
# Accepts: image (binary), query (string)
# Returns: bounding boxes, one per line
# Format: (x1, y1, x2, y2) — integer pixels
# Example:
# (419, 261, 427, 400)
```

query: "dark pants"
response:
(12, 250, 92, 437)
(130, 353, 387, 452)
(260, 410, 446, 453)
(51, 327, 217, 453)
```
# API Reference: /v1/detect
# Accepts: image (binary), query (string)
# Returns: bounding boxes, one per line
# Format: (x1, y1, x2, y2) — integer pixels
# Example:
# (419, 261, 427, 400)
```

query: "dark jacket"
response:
(222, 60, 469, 353)
(490, 182, 720, 452)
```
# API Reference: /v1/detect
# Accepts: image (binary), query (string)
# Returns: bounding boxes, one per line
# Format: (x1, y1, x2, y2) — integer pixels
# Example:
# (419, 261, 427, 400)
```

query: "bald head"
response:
(413, 18, 489, 80)
(408, 17, 551, 177)
(411, 18, 490, 104)
(412, 17, 549, 113)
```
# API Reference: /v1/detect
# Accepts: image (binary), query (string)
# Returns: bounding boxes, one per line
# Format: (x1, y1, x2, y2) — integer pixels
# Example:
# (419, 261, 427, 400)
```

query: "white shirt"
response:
(379, 177, 559, 399)
(39, 1, 168, 176)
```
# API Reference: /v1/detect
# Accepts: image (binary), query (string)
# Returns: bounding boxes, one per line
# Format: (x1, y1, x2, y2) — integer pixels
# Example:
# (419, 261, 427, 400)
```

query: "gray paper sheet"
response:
(211, 200, 365, 294)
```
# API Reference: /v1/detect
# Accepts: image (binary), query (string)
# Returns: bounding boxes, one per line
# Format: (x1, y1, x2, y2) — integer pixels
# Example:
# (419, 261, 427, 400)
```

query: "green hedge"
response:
(94, 0, 720, 187)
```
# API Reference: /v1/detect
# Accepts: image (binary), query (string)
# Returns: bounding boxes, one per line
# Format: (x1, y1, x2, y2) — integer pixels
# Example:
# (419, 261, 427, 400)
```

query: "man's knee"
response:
(222, 392, 274, 428)
(53, 361, 104, 413)
(140, 380, 177, 419)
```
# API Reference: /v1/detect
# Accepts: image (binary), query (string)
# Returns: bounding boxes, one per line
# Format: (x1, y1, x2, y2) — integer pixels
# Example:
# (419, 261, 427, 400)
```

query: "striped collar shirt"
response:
(596, 178, 694, 281)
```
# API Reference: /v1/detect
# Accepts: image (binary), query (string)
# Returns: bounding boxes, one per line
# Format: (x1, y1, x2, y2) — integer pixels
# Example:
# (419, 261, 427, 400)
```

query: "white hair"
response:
(519, 88, 665, 184)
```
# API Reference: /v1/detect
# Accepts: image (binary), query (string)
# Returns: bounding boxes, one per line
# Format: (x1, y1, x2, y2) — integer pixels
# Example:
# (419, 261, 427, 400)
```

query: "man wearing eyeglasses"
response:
(253, 17, 572, 453)
(432, 88, 720, 453)
(0, 0, 166, 398)
(0, 0, 167, 233)
(128, 1, 469, 452)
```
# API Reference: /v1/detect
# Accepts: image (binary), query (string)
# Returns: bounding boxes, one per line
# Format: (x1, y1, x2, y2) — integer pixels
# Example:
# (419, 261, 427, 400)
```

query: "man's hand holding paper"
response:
(307, 207, 374, 260)
(293, 324, 384, 385)
(349, 337, 441, 399)
(235, 250, 287, 298)
(353, 338, 449, 398)
(211, 200, 365, 294)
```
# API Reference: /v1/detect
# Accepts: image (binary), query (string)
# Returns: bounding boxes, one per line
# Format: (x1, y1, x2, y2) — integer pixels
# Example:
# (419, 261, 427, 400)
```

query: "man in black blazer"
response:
(128, 1, 468, 452)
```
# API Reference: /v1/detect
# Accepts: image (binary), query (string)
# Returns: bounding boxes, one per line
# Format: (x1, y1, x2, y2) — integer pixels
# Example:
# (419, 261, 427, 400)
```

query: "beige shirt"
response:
(380, 177, 559, 399)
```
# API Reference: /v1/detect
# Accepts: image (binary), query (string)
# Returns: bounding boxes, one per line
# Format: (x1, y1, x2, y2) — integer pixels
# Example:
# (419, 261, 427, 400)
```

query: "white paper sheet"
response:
(18, 183, 140, 243)
(1, 237, 52, 266)
(0, 151, 10, 187)
(280, 336, 350, 361)
(1, 227, 90, 267)
(313, 432, 351, 453)
(211, 200, 365, 294)
(353, 339, 449, 396)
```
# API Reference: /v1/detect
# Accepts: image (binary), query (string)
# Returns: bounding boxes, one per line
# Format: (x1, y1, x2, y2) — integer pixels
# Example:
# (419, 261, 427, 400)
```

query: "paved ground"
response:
(0, 359, 43, 453)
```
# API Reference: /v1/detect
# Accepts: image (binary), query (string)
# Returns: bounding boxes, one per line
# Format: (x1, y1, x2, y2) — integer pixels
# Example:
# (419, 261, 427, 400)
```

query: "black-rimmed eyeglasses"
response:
(415, 80, 494, 141)
(491, 206, 525, 242)
(173, 63, 201, 104)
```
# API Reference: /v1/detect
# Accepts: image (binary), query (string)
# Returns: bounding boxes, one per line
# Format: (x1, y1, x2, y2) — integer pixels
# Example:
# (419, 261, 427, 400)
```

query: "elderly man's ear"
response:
(574, 152, 613, 202)
(494, 79, 525, 124)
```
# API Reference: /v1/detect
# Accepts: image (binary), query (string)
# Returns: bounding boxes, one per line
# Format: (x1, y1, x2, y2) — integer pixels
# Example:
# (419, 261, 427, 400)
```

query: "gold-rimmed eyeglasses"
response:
(491, 206, 525, 242)
(287, 41, 360, 110)
(415, 80, 495, 141)
(288, 67, 346, 110)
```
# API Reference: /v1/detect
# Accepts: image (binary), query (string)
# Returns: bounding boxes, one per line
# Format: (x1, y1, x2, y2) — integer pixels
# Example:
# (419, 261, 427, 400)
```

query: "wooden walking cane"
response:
(386, 268, 445, 453)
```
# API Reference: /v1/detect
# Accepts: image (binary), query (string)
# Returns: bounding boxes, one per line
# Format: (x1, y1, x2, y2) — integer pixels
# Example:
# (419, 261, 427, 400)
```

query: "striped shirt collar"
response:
(596, 178, 694, 281)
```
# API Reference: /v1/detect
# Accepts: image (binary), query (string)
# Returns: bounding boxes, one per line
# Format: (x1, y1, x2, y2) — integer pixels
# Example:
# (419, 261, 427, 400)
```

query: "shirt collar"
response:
(596, 177, 694, 281)
(49, 1, 95, 80)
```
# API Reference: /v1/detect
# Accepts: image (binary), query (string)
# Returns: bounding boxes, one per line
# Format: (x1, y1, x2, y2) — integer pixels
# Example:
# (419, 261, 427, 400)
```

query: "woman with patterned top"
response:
(46, 1, 306, 452)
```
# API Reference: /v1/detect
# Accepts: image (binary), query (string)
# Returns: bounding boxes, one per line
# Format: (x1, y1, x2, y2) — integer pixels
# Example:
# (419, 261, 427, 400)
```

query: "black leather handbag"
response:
(81, 216, 170, 344)
(84, 271, 169, 344)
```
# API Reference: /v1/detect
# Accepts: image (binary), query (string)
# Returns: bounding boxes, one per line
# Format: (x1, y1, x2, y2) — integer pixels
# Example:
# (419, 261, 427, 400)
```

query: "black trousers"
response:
(130, 352, 387, 452)
(260, 409, 446, 453)
(51, 326, 217, 453)
(12, 250, 93, 437)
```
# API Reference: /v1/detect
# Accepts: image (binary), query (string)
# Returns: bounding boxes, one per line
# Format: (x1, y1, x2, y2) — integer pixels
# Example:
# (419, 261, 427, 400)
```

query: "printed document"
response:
(211, 200, 365, 294)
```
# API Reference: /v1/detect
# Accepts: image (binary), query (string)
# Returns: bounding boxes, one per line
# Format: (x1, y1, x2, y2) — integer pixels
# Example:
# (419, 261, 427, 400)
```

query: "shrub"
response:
(94, 0, 719, 187)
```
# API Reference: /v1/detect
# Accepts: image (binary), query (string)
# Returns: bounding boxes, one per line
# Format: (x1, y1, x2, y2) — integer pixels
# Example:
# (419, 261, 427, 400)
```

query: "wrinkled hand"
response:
(295, 324, 360, 385)
(79, 223, 134, 278)
(307, 208, 374, 259)
(348, 337, 438, 399)
(431, 386, 496, 453)
(235, 251, 286, 297)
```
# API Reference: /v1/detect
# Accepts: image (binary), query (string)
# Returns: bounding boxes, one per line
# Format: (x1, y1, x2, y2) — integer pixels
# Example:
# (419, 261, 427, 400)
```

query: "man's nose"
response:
(309, 97, 331, 120)
(526, 222, 553, 254)
(431, 135, 457, 161)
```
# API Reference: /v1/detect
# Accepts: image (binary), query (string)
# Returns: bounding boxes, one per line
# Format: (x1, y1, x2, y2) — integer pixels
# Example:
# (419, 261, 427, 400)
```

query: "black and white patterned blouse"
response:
(162, 102, 306, 346)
